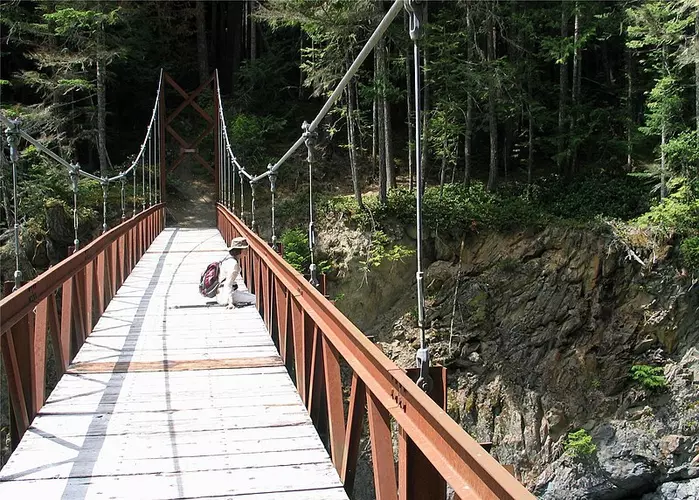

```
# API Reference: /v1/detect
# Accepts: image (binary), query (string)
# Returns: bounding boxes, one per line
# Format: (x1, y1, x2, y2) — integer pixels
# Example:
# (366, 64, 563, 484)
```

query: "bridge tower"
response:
(158, 72, 220, 204)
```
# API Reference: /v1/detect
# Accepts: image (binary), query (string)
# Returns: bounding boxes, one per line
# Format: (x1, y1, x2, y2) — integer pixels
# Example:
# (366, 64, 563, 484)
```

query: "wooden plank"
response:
(0, 463, 343, 499)
(0, 228, 348, 500)
(68, 356, 283, 373)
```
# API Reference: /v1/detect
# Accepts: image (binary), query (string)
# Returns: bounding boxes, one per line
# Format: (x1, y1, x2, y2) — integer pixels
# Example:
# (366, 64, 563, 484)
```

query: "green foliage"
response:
(278, 228, 332, 275)
(359, 230, 414, 272)
(630, 364, 667, 390)
(633, 179, 699, 236)
(279, 228, 310, 273)
(680, 237, 699, 270)
(537, 173, 652, 221)
(564, 429, 597, 458)
(227, 112, 285, 167)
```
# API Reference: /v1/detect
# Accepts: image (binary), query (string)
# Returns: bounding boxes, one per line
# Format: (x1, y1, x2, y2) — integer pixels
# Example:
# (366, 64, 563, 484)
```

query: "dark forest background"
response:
(0, 0, 698, 274)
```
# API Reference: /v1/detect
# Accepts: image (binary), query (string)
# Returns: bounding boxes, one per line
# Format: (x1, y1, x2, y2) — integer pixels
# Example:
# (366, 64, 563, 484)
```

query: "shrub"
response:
(279, 228, 309, 272)
(536, 172, 652, 221)
(630, 364, 667, 390)
(564, 429, 597, 458)
(279, 227, 332, 275)
(680, 237, 699, 270)
(359, 230, 414, 271)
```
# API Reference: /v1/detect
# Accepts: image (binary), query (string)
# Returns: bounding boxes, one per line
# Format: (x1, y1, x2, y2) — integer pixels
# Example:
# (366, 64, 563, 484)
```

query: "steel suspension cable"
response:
(101, 179, 109, 234)
(148, 131, 152, 207)
(239, 170, 245, 222)
(120, 176, 126, 221)
(5, 120, 22, 290)
(406, 0, 432, 393)
(250, 181, 256, 231)
(133, 159, 137, 217)
(303, 121, 319, 287)
(270, 171, 277, 250)
(141, 148, 146, 212)
(251, 0, 404, 184)
(69, 165, 80, 250)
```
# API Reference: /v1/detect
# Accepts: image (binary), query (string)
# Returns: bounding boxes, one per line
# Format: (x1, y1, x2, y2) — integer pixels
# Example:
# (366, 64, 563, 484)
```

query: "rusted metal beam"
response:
(341, 372, 366, 496)
(164, 73, 213, 124)
(367, 389, 398, 500)
(322, 335, 346, 471)
(216, 204, 534, 500)
(0, 205, 164, 336)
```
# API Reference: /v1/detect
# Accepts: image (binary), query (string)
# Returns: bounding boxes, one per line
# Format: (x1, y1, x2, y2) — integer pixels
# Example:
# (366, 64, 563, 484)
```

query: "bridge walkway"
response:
(0, 228, 349, 499)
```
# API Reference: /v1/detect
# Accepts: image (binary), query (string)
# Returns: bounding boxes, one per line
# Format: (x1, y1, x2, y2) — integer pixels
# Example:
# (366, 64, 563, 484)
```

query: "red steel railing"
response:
(217, 204, 534, 500)
(0, 205, 165, 448)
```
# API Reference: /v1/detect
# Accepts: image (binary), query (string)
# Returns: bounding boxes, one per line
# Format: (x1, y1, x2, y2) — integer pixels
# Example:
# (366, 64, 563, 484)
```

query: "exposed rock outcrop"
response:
(321, 224, 699, 499)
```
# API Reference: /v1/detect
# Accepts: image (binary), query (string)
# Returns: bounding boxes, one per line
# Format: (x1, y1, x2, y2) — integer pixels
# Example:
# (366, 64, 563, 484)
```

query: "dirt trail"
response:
(165, 164, 216, 228)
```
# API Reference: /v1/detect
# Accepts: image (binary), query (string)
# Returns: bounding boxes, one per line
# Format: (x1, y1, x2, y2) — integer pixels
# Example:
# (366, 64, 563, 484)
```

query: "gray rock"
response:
(641, 477, 699, 500)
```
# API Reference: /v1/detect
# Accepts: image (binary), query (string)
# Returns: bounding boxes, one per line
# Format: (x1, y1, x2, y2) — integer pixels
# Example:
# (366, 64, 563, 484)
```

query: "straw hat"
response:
(228, 237, 249, 251)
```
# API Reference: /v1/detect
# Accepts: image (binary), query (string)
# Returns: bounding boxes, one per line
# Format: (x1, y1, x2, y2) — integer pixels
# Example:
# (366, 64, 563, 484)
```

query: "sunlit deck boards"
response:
(0, 228, 349, 499)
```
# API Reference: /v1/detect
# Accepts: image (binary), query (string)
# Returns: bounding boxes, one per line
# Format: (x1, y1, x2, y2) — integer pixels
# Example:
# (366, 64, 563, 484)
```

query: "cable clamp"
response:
(68, 163, 80, 193)
(268, 166, 277, 194)
(302, 121, 317, 163)
(404, 0, 423, 41)
(5, 118, 21, 162)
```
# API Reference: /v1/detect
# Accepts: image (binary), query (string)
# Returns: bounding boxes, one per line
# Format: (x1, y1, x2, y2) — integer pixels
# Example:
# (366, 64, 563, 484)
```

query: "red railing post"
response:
(367, 390, 399, 500)
(341, 373, 366, 496)
(213, 203, 534, 500)
(1, 324, 30, 445)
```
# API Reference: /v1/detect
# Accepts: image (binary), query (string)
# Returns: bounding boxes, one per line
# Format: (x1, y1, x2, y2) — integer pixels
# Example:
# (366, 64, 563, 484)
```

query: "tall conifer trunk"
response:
(250, 0, 257, 61)
(695, 12, 699, 177)
(558, 0, 569, 175)
(464, 0, 473, 185)
(419, 2, 430, 192)
(382, 44, 395, 190)
(196, 1, 209, 85)
(96, 17, 108, 177)
(487, 14, 498, 191)
(570, 3, 580, 174)
(347, 81, 363, 209)
(376, 35, 387, 204)
(405, 11, 414, 191)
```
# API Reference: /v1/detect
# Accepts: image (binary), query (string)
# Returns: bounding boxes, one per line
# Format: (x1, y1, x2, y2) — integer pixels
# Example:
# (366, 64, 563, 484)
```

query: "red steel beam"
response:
(216, 204, 533, 500)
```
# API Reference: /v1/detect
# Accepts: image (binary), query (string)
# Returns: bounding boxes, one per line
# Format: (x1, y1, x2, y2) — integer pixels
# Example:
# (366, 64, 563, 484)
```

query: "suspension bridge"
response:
(0, 2, 535, 499)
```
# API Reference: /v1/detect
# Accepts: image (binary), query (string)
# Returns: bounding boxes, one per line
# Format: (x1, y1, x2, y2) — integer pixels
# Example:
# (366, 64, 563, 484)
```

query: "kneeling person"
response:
(216, 237, 255, 308)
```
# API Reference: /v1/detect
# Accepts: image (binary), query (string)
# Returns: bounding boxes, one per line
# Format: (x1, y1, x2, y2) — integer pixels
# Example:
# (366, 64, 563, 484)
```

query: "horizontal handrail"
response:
(217, 204, 533, 500)
(1, 204, 164, 336)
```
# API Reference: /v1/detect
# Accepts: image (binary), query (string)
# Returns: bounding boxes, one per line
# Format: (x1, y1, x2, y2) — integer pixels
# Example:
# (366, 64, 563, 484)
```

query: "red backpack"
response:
(199, 259, 226, 298)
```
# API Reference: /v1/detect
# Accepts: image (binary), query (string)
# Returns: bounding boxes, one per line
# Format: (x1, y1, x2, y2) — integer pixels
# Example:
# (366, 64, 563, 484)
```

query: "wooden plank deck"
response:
(0, 228, 350, 500)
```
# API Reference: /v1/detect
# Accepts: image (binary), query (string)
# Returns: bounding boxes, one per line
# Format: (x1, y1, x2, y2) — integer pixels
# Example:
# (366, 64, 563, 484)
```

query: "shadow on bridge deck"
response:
(0, 228, 348, 500)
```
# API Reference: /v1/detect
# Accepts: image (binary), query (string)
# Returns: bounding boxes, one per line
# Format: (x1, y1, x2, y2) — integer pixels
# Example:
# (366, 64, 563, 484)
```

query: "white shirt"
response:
(215, 257, 241, 306)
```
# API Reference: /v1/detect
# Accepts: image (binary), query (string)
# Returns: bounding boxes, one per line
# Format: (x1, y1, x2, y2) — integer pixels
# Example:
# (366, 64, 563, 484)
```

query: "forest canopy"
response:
(1, 0, 698, 278)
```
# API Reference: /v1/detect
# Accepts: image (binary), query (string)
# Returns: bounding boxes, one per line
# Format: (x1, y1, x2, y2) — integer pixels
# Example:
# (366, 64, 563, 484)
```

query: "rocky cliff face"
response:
(319, 224, 699, 499)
